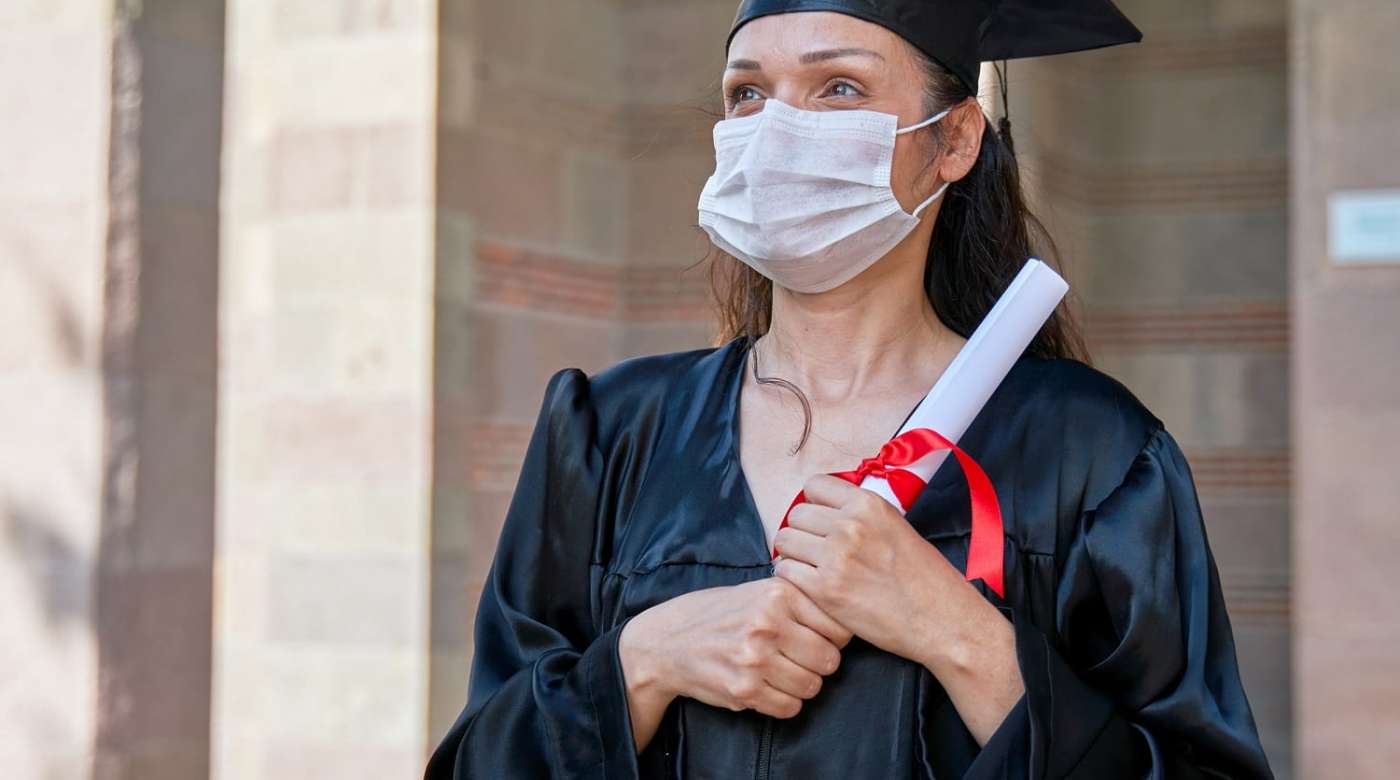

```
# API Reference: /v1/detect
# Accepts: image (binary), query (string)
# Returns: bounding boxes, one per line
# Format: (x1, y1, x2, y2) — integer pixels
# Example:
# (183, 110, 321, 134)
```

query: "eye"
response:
(822, 80, 864, 99)
(727, 85, 763, 107)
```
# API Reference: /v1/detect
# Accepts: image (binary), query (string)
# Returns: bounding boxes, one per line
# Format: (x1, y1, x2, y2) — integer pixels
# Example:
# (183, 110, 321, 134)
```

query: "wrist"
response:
(907, 561, 1010, 677)
(918, 600, 1016, 683)
(619, 609, 677, 704)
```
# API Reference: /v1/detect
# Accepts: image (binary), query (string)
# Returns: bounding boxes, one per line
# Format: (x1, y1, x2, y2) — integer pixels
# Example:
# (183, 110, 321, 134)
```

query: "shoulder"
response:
(997, 354, 1168, 504)
(589, 340, 735, 399)
(540, 337, 744, 442)
(1006, 355, 1163, 437)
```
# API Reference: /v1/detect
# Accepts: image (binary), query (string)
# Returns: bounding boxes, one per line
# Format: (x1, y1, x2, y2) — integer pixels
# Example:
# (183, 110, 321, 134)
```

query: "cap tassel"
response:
(994, 59, 1015, 157)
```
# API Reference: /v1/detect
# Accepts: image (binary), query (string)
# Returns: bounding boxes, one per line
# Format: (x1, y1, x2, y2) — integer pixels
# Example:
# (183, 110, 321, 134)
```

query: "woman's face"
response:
(723, 11, 950, 217)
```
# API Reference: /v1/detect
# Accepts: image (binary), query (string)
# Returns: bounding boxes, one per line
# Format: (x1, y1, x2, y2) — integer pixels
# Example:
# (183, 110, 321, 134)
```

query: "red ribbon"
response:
(773, 427, 1005, 598)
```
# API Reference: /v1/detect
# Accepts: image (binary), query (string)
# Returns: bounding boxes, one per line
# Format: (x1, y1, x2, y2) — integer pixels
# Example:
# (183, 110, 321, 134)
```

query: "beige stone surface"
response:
(215, 1, 437, 777)
(1292, 4, 1400, 772)
(0, 4, 111, 778)
(5, 0, 1398, 777)
(1019, 0, 1295, 773)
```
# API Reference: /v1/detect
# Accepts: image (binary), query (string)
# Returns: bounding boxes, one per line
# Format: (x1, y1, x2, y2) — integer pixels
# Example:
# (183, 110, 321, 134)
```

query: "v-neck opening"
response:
(726, 335, 933, 564)
(726, 336, 777, 566)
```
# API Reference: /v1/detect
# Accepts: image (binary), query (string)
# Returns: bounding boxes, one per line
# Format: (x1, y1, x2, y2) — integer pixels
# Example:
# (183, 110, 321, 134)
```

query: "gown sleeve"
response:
(424, 368, 641, 779)
(965, 425, 1275, 780)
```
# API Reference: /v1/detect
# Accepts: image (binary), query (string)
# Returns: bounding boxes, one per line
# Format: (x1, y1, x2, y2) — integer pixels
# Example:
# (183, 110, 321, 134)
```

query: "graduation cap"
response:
(727, 0, 1143, 95)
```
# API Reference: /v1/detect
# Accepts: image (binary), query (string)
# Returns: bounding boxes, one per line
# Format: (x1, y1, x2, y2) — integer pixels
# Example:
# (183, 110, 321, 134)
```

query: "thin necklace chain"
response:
(747, 324, 945, 459)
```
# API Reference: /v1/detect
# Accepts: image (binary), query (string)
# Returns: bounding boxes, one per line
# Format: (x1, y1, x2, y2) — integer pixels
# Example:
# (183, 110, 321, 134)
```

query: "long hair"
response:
(706, 51, 1091, 451)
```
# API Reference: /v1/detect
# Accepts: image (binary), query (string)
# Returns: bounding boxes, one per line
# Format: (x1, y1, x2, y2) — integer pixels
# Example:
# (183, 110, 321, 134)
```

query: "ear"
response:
(937, 99, 986, 185)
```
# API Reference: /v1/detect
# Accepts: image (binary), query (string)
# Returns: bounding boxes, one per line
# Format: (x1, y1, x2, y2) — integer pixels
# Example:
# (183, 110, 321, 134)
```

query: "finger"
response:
(772, 556, 821, 598)
(772, 526, 828, 567)
(776, 619, 843, 678)
(775, 562, 853, 648)
(751, 685, 805, 719)
(800, 473, 863, 508)
(763, 648, 826, 701)
(785, 501, 843, 536)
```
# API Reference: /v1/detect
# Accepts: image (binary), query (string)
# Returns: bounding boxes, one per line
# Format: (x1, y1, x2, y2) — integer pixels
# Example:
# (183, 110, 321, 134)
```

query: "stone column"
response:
(1291, 0, 1400, 775)
(215, 2, 438, 777)
(95, 1, 225, 777)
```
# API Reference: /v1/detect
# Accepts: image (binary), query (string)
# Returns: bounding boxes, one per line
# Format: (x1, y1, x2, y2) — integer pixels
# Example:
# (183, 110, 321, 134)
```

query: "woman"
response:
(426, 1, 1276, 778)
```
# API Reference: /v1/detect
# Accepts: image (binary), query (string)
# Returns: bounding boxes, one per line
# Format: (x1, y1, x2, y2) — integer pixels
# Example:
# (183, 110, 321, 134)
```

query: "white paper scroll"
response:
(862, 258, 1069, 510)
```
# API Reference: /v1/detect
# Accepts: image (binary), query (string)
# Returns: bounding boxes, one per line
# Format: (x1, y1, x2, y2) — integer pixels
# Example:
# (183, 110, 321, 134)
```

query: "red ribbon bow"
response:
(774, 427, 1004, 598)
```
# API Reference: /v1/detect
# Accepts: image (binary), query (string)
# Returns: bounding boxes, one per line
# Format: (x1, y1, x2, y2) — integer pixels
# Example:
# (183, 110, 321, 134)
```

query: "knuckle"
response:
(746, 611, 778, 637)
(853, 490, 880, 514)
(728, 677, 760, 705)
(763, 577, 793, 602)
(734, 640, 763, 668)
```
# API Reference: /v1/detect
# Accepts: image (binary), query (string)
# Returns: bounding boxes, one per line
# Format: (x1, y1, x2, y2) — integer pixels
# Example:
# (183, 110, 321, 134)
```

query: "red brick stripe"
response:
(474, 240, 714, 322)
(475, 241, 620, 318)
(1087, 302, 1289, 352)
(1183, 448, 1291, 494)
(1220, 573, 1292, 624)
(1034, 156, 1288, 211)
(464, 420, 533, 488)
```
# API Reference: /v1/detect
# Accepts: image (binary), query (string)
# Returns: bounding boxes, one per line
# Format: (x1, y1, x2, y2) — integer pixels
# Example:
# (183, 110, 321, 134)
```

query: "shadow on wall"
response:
(3, 500, 90, 631)
(3, 246, 90, 626)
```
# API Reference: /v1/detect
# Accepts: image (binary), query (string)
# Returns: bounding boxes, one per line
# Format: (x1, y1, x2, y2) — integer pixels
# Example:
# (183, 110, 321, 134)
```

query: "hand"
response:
(771, 473, 984, 668)
(620, 577, 853, 720)
(772, 474, 1025, 745)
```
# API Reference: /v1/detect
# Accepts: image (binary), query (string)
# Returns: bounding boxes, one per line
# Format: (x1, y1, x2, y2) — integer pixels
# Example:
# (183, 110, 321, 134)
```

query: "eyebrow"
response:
(725, 47, 887, 71)
(799, 47, 886, 64)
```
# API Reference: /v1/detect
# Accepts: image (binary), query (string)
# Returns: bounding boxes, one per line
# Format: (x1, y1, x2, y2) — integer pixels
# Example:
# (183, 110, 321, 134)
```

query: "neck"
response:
(758, 240, 964, 406)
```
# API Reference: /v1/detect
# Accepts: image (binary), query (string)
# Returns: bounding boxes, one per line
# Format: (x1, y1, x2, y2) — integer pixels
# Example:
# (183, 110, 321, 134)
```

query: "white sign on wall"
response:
(1329, 189, 1400, 265)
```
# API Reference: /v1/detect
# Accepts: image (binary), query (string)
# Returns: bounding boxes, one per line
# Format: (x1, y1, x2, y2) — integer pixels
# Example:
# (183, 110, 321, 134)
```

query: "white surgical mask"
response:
(697, 99, 952, 294)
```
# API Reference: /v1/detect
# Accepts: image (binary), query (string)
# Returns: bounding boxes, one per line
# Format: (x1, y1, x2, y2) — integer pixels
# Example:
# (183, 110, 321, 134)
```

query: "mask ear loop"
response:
(896, 105, 956, 218)
(911, 180, 950, 218)
(895, 105, 954, 136)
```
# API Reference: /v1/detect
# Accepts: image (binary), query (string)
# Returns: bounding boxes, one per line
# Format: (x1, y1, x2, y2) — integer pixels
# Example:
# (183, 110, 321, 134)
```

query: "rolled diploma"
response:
(862, 258, 1069, 509)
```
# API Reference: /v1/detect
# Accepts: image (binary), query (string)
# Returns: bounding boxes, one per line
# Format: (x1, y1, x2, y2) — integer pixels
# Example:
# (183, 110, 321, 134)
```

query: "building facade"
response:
(2, 0, 1398, 777)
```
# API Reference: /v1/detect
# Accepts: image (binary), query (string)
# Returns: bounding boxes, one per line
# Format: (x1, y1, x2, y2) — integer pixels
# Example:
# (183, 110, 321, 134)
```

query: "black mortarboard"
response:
(727, 0, 1143, 94)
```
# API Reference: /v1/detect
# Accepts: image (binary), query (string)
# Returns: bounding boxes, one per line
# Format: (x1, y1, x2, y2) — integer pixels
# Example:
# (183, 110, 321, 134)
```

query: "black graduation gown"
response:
(424, 335, 1275, 779)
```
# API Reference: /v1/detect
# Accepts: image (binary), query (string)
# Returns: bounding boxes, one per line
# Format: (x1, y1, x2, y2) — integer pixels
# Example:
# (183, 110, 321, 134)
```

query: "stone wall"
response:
(427, 0, 730, 743)
(2, 1, 225, 777)
(6, 1, 1400, 777)
(1011, 0, 1294, 773)
(215, 2, 437, 777)
(0, 2, 113, 776)
(1291, 0, 1400, 775)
